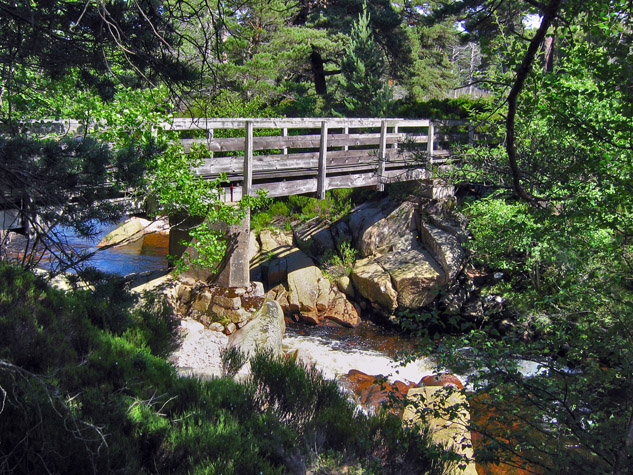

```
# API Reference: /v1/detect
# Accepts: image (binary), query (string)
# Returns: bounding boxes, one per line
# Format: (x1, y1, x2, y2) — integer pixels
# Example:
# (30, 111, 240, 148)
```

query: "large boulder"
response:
(356, 201, 417, 257)
(347, 200, 399, 253)
(345, 198, 468, 314)
(228, 298, 285, 359)
(417, 218, 466, 284)
(377, 245, 445, 308)
(97, 217, 169, 247)
(351, 257, 399, 312)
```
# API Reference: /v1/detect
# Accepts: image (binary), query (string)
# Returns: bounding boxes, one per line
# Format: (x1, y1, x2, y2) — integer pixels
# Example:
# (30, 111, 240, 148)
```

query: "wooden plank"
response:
(328, 173, 379, 189)
(383, 168, 427, 183)
(217, 166, 428, 200)
(195, 152, 366, 177)
(317, 121, 328, 199)
(244, 121, 253, 197)
(377, 120, 387, 192)
(181, 132, 417, 153)
(253, 179, 318, 197)
(194, 149, 417, 180)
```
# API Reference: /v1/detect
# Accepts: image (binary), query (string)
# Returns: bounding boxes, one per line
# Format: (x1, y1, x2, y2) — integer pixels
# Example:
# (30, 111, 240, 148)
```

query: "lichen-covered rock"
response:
(191, 290, 212, 312)
(335, 275, 355, 298)
(293, 217, 335, 257)
(417, 219, 466, 284)
(403, 387, 477, 475)
(347, 200, 398, 253)
(356, 201, 417, 258)
(97, 217, 168, 247)
(259, 228, 293, 254)
(284, 247, 360, 327)
(324, 290, 360, 327)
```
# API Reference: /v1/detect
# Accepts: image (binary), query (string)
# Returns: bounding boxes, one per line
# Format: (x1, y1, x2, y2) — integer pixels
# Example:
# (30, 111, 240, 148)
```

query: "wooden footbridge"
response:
(12, 116, 471, 202)
(169, 117, 471, 201)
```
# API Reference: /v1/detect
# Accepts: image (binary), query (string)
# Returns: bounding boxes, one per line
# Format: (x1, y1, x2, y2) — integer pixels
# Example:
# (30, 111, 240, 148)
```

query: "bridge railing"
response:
(166, 117, 471, 201)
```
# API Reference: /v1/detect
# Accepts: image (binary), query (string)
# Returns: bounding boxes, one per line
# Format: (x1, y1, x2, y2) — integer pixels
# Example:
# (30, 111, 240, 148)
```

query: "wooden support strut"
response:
(377, 120, 387, 192)
(317, 120, 328, 199)
(244, 120, 253, 198)
(427, 120, 435, 165)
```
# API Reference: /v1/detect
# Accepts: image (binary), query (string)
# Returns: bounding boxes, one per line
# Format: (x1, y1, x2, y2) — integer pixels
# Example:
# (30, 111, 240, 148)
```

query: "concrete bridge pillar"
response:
(168, 210, 251, 287)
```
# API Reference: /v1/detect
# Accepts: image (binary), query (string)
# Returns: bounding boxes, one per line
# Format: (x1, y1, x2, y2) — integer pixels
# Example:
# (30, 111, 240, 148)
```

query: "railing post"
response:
(427, 120, 435, 165)
(207, 127, 214, 159)
(317, 121, 328, 199)
(282, 127, 288, 155)
(244, 120, 253, 198)
(468, 124, 474, 146)
(377, 120, 387, 192)
(343, 126, 349, 151)
(393, 124, 399, 151)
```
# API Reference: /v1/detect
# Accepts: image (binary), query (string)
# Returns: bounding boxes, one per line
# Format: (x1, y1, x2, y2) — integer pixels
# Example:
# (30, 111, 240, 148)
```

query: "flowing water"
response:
(283, 321, 437, 384)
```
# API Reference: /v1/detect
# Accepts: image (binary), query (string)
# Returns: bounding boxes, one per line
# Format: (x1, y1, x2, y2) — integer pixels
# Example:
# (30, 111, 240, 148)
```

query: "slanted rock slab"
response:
(97, 217, 168, 247)
(417, 219, 466, 284)
(403, 386, 477, 475)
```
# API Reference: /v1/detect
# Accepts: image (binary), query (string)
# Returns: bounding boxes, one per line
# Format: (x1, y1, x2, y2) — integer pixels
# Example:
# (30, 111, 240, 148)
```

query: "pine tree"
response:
(338, 3, 392, 117)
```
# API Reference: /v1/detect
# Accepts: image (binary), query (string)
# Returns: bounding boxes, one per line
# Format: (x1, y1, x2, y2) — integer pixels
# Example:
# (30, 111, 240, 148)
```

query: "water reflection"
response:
(7, 220, 169, 276)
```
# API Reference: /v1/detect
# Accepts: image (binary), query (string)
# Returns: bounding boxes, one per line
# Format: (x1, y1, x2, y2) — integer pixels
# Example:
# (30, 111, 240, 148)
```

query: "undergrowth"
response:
(0, 264, 448, 474)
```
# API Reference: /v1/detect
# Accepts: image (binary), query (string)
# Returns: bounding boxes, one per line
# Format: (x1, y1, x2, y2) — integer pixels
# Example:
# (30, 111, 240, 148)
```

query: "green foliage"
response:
(220, 346, 248, 378)
(252, 188, 377, 232)
(394, 96, 491, 119)
(323, 240, 358, 274)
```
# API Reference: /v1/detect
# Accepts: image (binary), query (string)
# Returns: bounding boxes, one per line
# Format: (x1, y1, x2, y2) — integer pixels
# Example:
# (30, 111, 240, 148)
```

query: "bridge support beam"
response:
(214, 209, 251, 288)
(168, 210, 251, 287)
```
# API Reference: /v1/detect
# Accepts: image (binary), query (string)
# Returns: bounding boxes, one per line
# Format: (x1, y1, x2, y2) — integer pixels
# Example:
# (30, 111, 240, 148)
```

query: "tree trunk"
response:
(506, 0, 563, 201)
(311, 49, 327, 95)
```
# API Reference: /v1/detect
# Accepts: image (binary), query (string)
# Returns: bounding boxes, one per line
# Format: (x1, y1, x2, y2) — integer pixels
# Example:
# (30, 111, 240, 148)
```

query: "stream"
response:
(19, 222, 545, 387)
(283, 321, 437, 384)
